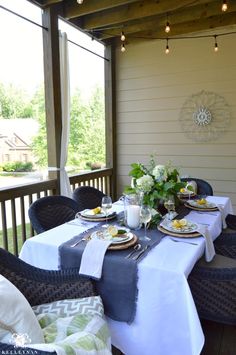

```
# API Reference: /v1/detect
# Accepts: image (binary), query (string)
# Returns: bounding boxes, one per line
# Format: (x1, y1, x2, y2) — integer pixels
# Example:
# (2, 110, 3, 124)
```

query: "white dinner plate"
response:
(177, 189, 195, 197)
(80, 209, 114, 218)
(187, 200, 217, 209)
(90, 227, 133, 244)
(160, 220, 198, 234)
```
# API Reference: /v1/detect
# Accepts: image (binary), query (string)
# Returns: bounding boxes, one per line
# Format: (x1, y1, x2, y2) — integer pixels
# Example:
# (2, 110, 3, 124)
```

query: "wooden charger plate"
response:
(78, 212, 117, 222)
(158, 225, 201, 238)
(184, 202, 218, 212)
(108, 234, 138, 250)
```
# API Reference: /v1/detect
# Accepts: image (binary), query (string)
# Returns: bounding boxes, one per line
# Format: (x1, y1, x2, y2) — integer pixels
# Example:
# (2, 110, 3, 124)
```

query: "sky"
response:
(0, 0, 105, 97)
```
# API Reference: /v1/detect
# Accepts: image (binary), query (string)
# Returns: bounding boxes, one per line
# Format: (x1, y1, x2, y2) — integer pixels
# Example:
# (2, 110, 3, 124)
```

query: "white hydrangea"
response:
(136, 174, 154, 193)
(152, 165, 168, 182)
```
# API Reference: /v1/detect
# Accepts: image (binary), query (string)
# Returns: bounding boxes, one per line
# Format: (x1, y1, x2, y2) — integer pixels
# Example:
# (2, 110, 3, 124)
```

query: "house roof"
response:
(0, 119, 39, 145)
(29, 0, 236, 43)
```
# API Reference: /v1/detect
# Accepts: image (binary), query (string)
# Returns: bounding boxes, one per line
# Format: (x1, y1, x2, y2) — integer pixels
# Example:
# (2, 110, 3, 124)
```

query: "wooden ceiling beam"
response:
(79, 0, 218, 30)
(100, 0, 236, 39)
(64, 0, 139, 18)
(42, 0, 63, 6)
(128, 11, 236, 40)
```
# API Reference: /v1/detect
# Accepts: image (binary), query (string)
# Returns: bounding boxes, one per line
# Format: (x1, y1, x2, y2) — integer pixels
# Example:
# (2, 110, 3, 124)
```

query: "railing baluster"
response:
(11, 199, 18, 256)
(1, 201, 8, 251)
(20, 196, 27, 244)
(29, 194, 34, 237)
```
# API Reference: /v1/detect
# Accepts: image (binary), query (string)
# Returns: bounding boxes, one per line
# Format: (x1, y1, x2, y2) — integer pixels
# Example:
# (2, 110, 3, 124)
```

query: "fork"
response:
(71, 236, 89, 247)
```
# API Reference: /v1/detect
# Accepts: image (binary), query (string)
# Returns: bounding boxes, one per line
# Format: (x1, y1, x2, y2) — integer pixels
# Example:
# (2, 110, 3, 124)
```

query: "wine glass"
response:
(101, 196, 112, 228)
(140, 205, 152, 241)
(164, 195, 175, 220)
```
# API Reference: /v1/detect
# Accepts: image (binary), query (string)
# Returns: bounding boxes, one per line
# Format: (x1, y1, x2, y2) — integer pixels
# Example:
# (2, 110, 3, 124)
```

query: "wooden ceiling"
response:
(30, 0, 236, 44)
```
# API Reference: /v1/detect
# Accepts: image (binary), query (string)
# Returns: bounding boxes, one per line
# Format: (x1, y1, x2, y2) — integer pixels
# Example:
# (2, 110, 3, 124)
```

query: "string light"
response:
(165, 39, 170, 54)
(121, 31, 126, 41)
(214, 35, 219, 52)
(222, 0, 228, 12)
(121, 43, 126, 52)
(77, 0, 83, 4)
(165, 21, 170, 33)
(165, 13, 171, 33)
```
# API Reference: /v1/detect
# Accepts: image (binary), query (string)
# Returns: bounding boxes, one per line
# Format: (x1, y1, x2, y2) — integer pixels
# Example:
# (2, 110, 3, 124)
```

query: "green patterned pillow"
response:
(32, 296, 104, 318)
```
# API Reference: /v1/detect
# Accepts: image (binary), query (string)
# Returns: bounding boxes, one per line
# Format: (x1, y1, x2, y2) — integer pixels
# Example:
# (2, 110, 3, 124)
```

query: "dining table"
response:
(19, 195, 234, 355)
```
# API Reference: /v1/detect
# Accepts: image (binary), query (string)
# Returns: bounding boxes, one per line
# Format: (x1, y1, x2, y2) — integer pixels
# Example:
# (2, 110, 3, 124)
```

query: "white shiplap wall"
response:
(115, 36, 236, 210)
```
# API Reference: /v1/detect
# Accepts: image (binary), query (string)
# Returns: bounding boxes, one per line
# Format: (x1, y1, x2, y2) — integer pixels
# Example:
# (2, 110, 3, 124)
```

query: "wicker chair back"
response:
(72, 186, 106, 212)
(181, 177, 213, 196)
(28, 195, 80, 234)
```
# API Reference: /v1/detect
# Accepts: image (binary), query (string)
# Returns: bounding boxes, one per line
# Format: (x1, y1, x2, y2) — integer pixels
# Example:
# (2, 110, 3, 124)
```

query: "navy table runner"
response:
(59, 206, 189, 323)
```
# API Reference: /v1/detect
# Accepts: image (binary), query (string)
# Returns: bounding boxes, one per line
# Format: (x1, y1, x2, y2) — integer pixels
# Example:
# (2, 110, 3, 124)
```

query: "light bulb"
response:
(214, 36, 219, 52)
(121, 31, 125, 41)
(121, 43, 126, 52)
(77, 0, 83, 4)
(165, 39, 169, 54)
(165, 21, 170, 33)
(222, 0, 227, 11)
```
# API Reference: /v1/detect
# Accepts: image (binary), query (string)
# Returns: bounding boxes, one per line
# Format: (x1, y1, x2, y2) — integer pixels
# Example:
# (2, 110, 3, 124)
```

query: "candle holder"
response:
(124, 194, 141, 230)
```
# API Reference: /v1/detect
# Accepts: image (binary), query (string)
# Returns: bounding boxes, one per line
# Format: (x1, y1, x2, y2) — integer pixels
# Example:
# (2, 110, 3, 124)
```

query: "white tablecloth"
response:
(19, 196, 233, 355)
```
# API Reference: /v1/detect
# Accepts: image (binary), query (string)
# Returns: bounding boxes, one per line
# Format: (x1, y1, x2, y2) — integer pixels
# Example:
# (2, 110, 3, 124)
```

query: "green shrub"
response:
(2, 161, 33, 172)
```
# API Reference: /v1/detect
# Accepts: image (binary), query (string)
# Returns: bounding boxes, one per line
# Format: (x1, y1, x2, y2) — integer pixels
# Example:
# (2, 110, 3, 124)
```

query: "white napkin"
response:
(79, 238, 113, 279)
(215, 204, 227, 229)
(196, 224, 215, 262)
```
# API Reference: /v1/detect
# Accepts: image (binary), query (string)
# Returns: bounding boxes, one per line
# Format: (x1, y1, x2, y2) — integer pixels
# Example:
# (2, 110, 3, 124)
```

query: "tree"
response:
(68, 86, 105, 169)
(30, 86, 48, 167)
(0, 83, 33, 118)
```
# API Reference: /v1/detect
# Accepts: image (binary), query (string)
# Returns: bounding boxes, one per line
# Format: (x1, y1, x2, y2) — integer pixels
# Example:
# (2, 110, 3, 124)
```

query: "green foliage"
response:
(68, 86, 105, 169)
(0, 83, 33, 118)
(30, 85, 48, 167)
(2, 161, 33, 172)
(0, 82, 105, 170)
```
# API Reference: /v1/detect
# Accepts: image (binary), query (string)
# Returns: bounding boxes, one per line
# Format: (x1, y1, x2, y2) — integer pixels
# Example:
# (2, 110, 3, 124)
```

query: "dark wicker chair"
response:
(0, 247, 96, 355)
(72, 186, 106, 212)
(214, 214, 236, 259)
(28, 195, 80, 234)
(181, 177, 213, 196)
(188, 253, 236, 325)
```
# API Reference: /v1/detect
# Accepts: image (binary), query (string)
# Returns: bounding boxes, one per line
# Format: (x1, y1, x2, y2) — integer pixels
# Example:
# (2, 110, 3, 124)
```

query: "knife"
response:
(132, 245, 150, 261)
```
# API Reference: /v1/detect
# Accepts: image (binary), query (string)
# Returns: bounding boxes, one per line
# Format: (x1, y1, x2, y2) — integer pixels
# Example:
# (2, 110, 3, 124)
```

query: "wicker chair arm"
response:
(188, 254, 236, 325)
(0, 248, 96, 306)
(214, 230, 236, 259)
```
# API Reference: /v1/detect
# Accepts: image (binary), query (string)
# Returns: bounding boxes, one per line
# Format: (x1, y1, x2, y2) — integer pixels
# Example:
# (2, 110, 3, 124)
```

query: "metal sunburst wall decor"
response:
(179, 90, 230, 142)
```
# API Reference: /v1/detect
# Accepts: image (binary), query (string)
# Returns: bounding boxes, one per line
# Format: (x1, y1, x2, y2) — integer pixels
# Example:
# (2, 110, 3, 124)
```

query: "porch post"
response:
(105, 44, 117, 200)
(42, 4, 63, 194)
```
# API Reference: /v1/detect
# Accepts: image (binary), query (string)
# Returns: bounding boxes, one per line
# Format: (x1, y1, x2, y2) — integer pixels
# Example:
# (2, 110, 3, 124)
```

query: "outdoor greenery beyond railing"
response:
(0, 168, 113, 256)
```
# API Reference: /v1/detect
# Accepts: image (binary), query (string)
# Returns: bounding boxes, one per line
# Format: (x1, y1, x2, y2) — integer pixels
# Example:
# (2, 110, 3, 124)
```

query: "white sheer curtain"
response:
(59, 31, 72, 197)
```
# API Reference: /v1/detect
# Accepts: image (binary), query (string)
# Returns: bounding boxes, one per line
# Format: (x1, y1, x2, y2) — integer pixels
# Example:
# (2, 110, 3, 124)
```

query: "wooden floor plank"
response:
(221, 324, 236, 355)
(201, 319, 223, 355)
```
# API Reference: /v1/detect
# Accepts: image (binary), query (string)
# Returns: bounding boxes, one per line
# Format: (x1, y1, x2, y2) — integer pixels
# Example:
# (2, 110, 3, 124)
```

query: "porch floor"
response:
(112, 319, 236, 355)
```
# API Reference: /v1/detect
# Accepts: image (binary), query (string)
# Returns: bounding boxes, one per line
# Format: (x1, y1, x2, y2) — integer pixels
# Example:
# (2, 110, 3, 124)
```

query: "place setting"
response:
(75, 196, 117, 222)
(158, 217, 215, 261)
(184, 197, 218, 212)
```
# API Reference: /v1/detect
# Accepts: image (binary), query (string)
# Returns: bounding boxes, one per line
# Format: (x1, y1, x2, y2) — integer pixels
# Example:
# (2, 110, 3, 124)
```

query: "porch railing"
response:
(0, 168, 113, 256)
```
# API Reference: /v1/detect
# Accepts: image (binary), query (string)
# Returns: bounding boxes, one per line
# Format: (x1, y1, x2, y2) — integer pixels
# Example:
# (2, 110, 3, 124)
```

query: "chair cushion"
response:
(30, 296, 111, 355)
(32, 296, 104, 318)
(0, 275, 44, 345)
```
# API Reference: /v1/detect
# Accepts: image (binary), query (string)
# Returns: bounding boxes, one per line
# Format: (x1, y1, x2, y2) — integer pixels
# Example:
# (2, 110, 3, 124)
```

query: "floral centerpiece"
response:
(124, 156, 186, 226)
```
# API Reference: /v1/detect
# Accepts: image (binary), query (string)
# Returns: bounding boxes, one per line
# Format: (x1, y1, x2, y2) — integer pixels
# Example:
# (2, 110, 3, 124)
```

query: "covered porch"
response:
(0, 0, 235, 254)
(0, 2, 236, 354)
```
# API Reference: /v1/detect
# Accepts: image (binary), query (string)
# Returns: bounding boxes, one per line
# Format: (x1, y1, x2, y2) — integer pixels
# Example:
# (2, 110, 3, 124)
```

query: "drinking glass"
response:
(140, 205, 152, 241)
(164, 195, 175, 220)
(101, 196, 112, 228)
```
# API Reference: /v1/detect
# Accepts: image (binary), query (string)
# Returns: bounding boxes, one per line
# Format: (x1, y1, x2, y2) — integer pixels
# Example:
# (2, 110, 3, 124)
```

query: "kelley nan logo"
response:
(11, 333, 31, 348)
